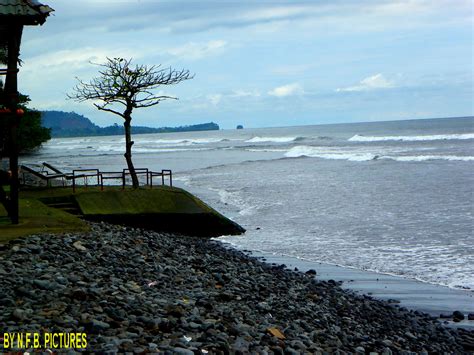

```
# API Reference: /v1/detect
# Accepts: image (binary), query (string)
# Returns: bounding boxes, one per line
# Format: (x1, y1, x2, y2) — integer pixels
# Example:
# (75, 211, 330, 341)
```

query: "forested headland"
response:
(41, 111, 219, 138)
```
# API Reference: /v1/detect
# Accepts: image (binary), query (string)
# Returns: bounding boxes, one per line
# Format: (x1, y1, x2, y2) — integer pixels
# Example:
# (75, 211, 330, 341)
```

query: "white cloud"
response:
(268, 83, 304, 97)
(207, 94, 223, 106)
(23, 48, 130, 70)
(239, 5, 313, 22)
(232, 89, 261, 98)
(336, 73, 395, 92)
(168, 40, 227, 60)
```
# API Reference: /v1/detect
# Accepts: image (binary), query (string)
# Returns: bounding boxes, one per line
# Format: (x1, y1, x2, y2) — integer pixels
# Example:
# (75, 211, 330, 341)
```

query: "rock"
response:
(233, 336, 250, 353)
(257, 302, 272, 312)
(172, 347, 194, 355)
(25, 244, 42, 254)
(468, 313, 474, 321)
(453, 311, 465, 322)
(166, 304, 185, 317)
(73, 241, 87, 251)
(305, 269, 317, 275)
(289, 340, 306, 350)
(33, 279, 57, 291)
(89, 319, 111, 332)
(404, 331, 417, 340)
(188, 321, 201, 329)
(12, 308, 28, 321)
(56, 276, 68, 285)
(0, 221, 469, 353)
(70, 288, 88, 300)
(0, 297, 14, 307)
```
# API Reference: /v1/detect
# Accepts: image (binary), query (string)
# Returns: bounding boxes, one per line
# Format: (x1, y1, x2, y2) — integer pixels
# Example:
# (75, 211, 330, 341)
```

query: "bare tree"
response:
(68, 57, 193, 187)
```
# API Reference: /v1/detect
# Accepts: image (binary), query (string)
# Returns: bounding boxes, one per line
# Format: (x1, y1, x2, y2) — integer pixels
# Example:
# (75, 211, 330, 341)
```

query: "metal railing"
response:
(149, 169, 173, 187)
(99, 171, 125, 191)
(123, 168, 149, 186)
(21, 164, 173, 192)
(72, 169, 100, 192)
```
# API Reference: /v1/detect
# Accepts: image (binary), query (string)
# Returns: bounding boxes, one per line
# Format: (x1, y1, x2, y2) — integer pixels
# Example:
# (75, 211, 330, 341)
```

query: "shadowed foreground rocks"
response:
(0, 222, 473, 353)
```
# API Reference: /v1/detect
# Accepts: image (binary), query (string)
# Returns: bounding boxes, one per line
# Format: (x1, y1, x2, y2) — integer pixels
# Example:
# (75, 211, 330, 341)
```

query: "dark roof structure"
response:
(0, 0, 54, 56)
(0, 0, 53, 60)
(0, 0, 53, 18)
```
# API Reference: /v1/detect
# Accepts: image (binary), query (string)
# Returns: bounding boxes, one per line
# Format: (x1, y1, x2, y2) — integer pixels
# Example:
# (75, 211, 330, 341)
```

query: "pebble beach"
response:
(1, 222, 473, 354)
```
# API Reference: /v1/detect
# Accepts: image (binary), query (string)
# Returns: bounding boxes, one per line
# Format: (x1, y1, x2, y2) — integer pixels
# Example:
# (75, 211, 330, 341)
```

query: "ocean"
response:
(21, 116, 474, 290)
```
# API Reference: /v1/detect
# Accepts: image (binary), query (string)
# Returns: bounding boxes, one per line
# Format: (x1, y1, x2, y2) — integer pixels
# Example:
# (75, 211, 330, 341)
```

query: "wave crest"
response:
(285, 146, 474, 162)
(349, 133, 474, 142)
(246, 136, 302, 143)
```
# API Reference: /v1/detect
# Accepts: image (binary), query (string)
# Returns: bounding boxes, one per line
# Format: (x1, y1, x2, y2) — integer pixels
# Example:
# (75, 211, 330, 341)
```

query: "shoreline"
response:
(0, 223, 473, 353)
(237, 248, 474, 329)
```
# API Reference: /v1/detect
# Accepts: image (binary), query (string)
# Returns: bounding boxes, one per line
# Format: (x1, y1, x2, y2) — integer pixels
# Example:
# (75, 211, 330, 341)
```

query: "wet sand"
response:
(246, 251, 474, 329)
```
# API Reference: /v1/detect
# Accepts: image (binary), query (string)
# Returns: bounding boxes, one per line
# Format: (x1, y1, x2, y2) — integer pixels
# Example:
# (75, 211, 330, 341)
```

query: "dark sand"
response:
(245, 251, 474, 329)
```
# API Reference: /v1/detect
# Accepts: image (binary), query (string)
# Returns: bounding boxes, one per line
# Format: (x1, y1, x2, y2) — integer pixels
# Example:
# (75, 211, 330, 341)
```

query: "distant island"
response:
(41, 111, 219, 138)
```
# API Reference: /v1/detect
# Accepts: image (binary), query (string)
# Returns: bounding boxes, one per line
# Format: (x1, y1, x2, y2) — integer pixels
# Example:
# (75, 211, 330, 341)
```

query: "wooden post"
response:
(4, 24, 23, 224)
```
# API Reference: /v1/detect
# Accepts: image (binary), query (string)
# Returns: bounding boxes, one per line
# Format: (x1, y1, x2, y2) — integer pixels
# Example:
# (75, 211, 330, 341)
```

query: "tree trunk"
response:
(123, 118, 139, 188)
(4, 24, 23, 224)
(0, 184, 11, 217)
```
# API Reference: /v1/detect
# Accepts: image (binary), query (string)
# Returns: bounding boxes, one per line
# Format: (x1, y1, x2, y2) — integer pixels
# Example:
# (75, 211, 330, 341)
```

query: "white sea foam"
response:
(384, 155, 474, 162)
(246, 136, 300, 143)
(245, 148, 288, 152)
(96, 145, 212, 153)
(285, 146, 474, 162)
(151, 138, 227, 145)
(210, 188, 258, 216)
(349, 133, 474, 142)
(134, 147, 213, 153)
(285, 146, 377, 161)
(173, 175, 192, 185)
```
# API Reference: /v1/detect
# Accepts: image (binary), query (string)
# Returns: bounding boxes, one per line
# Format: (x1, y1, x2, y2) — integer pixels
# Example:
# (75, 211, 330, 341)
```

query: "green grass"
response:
(0, 198, 88, 243)
(20, 185, 214, 215)
(75, 187, 213, 215)
(1, 185, 233, 241)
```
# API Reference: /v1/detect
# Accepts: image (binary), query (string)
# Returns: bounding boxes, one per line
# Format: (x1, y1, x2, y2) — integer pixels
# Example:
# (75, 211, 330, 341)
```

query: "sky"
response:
(17, 0, 474, 129)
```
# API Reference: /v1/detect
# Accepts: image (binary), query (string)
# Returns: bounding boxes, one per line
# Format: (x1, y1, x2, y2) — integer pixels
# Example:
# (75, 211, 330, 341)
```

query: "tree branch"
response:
(67, 57, 193, 119)
(94, 104, 125, 118)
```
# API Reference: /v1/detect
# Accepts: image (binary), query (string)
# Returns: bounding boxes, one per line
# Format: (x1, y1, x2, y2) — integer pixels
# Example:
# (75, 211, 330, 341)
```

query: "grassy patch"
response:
(0, 198, 88, 243)
(1, 185, 243, 241)
(75, 187, 213, 215)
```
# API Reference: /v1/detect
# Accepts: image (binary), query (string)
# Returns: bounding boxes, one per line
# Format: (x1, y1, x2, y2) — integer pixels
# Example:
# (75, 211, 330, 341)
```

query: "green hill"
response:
(41, 110, 219, 137)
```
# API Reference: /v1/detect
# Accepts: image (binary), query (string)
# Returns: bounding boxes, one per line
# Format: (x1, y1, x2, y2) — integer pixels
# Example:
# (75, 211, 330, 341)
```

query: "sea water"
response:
(21, 117, 474, 290)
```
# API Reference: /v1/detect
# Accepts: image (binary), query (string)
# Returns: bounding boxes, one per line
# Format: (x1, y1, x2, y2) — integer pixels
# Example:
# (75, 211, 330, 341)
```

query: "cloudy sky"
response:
(19, 0, 473, 129)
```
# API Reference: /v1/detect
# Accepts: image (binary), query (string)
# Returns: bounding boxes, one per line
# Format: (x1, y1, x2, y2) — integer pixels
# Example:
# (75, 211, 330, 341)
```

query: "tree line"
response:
(41, 110, 219, 138)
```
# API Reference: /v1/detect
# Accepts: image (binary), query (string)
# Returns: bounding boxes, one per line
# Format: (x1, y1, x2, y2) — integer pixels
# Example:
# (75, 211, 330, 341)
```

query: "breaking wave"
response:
(96, 145, 212, 153)
(152, 138, 229, 145)
(285, 146, 474, 162)
(385, 155, 474, 162)
(349, 133, 474, 142)
(246, 136, 303, 143)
